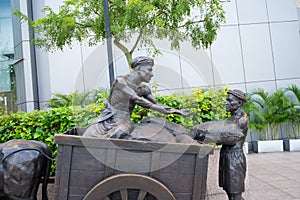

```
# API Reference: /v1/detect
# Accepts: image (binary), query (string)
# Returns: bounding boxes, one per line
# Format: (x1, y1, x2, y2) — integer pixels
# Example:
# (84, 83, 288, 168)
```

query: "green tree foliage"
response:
(14, 0, 225, 66)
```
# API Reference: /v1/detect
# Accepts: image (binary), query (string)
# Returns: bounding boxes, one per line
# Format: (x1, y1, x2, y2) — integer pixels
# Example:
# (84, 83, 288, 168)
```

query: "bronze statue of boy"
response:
(192, 89, 248, 200)
(83, 56, 193, 143)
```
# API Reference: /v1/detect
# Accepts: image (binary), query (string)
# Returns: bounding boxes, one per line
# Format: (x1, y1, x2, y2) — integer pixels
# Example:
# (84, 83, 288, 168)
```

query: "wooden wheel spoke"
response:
(120, 189, 128, 200)
(137, 190, 147, 200)
(84, 174, 175, 200)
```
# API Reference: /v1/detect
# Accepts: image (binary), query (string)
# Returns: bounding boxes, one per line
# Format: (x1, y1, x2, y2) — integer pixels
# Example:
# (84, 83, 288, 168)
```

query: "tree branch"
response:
(130, 28, 143, 54)
(113, 34, 132, 66)
(75, 21, 92, 28)
(178, 19, 205, 28)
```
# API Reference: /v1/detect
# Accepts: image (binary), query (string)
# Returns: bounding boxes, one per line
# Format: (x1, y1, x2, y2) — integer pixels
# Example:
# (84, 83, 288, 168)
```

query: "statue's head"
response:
(226, 89, 247, 112)
(131, 56, 154, 83)
(131, 56, 154, 69)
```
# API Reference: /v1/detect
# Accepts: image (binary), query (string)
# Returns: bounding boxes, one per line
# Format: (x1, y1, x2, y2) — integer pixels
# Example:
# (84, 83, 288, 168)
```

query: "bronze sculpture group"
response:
(83, 56, 248, 200)
(3, 56, 248, 200)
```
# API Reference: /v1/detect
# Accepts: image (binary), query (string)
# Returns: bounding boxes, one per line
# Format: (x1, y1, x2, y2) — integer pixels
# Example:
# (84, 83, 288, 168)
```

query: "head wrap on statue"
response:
(131, 56, 154, 69)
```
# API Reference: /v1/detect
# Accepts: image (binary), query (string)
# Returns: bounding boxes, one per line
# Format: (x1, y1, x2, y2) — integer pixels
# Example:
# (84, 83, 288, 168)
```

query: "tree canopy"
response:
(15, 0, 225, 66)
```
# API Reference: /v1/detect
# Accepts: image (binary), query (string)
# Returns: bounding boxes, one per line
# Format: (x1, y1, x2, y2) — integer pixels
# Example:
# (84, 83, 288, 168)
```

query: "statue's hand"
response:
(164, 107, 191, 116)
(171, 109, 192, 116)
(179, 109, 192, 117)
(165, 107, 177, 114)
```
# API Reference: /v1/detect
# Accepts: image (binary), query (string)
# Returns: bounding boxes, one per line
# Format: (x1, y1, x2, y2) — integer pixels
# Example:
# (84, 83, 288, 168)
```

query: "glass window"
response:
(0, 0, 12, 18)
(0, 0, 16, 114)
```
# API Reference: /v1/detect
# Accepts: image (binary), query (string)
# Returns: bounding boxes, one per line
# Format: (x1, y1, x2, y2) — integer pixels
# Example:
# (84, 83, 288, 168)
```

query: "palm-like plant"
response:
(46, 88, 110, 108)
(243, 92, 266, 133)
(247, 88, 293, 140)
(246, 89, 270, 140)
(284, 84, 300, 139)
(46, 91, 92, 108)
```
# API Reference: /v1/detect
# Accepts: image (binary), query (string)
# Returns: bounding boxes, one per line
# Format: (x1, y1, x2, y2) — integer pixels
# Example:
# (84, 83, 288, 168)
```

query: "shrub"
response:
(131, 87, 229, 130)
(0, 87, 228, 175)
(0, 103, 104, 175)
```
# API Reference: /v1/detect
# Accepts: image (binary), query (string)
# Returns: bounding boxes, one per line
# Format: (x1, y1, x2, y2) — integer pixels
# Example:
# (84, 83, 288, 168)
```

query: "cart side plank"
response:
(55, 145, 73, 200)
(54, 134, 213, 200)
(54, 134, 213, 155)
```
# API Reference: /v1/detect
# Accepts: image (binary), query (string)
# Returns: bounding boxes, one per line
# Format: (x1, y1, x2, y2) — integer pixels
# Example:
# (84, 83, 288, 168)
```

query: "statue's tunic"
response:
(83, 76, 155, 138)
(219, 112, 248, 194)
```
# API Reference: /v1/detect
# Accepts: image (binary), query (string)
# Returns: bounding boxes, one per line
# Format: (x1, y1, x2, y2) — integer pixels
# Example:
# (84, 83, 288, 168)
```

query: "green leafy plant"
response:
(0, 103, 104, 175)
(131, 87, 229, 130)
(245, 88, 294, 140)
(46, 88, 109, 108)
(14, 0, 225, 66)
(284, 84, 300, 139)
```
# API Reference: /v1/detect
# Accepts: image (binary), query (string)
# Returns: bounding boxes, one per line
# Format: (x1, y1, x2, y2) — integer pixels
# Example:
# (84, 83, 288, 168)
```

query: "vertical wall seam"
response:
(265, 0, 278, 90)
(178, 53, 185, 94)
(209, 47, 216, 87)
(234, 0, 248, 92)
(80, 45, 86, 93)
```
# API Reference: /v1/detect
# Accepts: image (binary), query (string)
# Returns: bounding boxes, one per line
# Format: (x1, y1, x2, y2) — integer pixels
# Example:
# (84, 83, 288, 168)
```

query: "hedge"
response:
(0, 87, 229, 175)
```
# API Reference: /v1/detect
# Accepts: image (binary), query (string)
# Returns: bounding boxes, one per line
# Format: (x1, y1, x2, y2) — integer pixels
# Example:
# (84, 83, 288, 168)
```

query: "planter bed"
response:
(252, 140, 284, 153)
(283, 139, 300, 151)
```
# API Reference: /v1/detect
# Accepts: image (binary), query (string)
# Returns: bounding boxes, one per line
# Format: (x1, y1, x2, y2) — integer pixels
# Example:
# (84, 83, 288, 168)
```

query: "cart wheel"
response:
(84, 174, 175, 200)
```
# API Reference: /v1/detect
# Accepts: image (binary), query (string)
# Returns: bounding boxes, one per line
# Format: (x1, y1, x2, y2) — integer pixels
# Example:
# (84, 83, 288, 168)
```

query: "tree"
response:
(14, 0, 225, 66)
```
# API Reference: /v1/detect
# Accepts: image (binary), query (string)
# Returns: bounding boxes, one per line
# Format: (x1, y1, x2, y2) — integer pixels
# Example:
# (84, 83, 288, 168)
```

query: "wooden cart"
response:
(54, 134, 213, 200)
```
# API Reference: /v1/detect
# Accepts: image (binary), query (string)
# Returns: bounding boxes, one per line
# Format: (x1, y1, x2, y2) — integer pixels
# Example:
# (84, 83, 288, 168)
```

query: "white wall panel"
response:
(211, 26, 245, 85)
(80, 45, 109, 91)
(179, 54, 209, 89)
(227, 83, 247, 92)
(246, 81, 277, 93)
(221, 0, 238, 25)
(277, 79, 300, 89)
(266, 0, 298, 22)
(48, 44, 84, 93)
(240, 23, 275, 82)
(151, 51, 182, 91)
(270, 22, 300, 79)
(236, 0, 268, 24)
(179, 43, 214, 86)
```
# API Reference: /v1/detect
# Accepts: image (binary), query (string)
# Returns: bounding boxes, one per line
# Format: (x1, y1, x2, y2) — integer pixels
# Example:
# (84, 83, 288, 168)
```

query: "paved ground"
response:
(246, 151, 300, 200)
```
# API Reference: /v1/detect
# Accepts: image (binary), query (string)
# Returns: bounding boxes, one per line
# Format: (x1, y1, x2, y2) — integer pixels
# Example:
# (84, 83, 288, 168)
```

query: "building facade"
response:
(2, 0, 300, 113)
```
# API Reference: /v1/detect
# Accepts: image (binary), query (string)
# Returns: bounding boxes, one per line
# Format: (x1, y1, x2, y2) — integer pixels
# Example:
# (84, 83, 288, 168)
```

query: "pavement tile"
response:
(247, 168, 274, 176)
(268, 179, 300, 189)
(246, 152, 300, 200)
(247, 176, 275, 191)
(281, 188, 300, 198)
(248, 189, 295, 200)
(254, 173, 288, 182)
